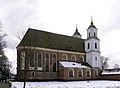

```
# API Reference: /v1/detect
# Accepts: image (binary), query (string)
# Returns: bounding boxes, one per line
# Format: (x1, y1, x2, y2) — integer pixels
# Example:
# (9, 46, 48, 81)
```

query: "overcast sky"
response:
(0, 0, 120, 73)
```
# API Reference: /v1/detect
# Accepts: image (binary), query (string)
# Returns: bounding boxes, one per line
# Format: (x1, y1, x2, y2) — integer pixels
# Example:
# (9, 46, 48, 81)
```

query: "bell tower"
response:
(85, 17, 101, 68)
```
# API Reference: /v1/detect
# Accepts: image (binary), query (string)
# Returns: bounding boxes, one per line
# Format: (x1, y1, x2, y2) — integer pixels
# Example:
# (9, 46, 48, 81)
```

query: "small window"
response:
(62, 54, 68, 60)
(79, 56, 84, 62)
(89, 33, 90, 37)
(88, 43, 90, 49)
(86, 69, 91, 77)
(78, 69, 83, 77)
(94, 32, 96, 37)
(71, 55, 76, 61)
(68, 69, 74, 77)
(31, 72, 35, 76)
(95, 43, 97, 49)
(95, 70, 98, 77)
(95, 57, 97, 61)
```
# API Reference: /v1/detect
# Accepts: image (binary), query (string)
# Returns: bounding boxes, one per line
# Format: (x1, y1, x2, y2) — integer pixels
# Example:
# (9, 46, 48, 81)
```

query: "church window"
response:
(29, 50, 35, 70)
(77, 69, 83, 77)
(45, 52, 50, 72)
(68, 68, 74, 77)
(53, 53, 57, 72)
(95, 42, 97, 49)
(88, 43, 90, 49)
(94, 32, 96, 37)
(21, 51, 25, 70)
(71, 55, 76, 61)
(31, 72, 35, 76)
(95, 70, 98, 77)
(89, 33, 90, 37)
(95, 57, 97, 61)
(62, 54, 68, 60)
(79, 55, 84, 62)
(37, 51, 43, 70)
(86, 69, 91, 77)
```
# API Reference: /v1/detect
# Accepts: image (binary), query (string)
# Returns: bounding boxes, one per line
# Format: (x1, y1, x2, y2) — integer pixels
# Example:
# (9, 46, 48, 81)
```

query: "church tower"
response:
(85, 17, 101, 68)
(73, 24, 82, 38)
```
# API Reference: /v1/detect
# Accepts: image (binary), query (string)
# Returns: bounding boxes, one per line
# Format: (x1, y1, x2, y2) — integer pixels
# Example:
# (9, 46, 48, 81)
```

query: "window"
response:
(62, 54, 68, 60)
(86, 69, 91, 77)
(37, 51, 43, 70)
(29, 50, 35, 70)
(71, 55, 76, 61)
(78, 69, 83, 77)
(89, 33, 90, 37)
(68, 69, 74, 77)
(95, 42, 97, 49)
(95, 57, 97, 61)
(45, 53, 50, 72)
(94, 32, 96, 37)
(31, 72, 35, 76)
(95, 70, 98, 77)
(53, 53, 57, 72)
(21, 51, 25, 70)
(80, 55, 84, 62)
(88, 43, 90, 49)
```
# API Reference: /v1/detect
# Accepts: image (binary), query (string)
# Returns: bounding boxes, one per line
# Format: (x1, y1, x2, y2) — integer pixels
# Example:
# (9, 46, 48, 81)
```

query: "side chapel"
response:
(17, 19, 101, 81)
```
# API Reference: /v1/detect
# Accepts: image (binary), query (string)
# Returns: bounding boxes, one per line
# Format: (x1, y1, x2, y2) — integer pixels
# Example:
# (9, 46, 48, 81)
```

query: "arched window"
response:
(94, 32, 96, 37)
(21, 51, 25, 70)
(31, 72, 35, 76)
(29, 50, 35, 70)
(86, 69, 91, 77)
(78, 69, 83, 77)
(95, 42, 97, 49)
(68, 68, 74, 77)
(95, 57, 97, 61)
(62, 54, 68, 60)
(37, 51, 43, 70)
(45, 52, 50, 72)
(95, 70, 98, 77)
(53, 53, 57, 72)
(71, 55, 76, 61)
(79, 55, 84, 62)
(88, 43, 90, 49)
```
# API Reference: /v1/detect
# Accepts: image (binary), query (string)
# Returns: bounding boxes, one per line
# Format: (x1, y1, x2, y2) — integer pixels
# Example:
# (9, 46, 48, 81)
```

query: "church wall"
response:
(58, 67, 100, 81)
(17, 47, 86, 81)
(100, 74, 120, 80)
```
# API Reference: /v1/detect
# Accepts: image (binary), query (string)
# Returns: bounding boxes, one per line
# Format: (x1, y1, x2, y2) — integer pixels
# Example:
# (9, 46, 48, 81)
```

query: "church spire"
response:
(73, 24, 82, 38)
(88, 16, 96, 28)
(91, 16, 93, 25)
(76, 24, 78, 32)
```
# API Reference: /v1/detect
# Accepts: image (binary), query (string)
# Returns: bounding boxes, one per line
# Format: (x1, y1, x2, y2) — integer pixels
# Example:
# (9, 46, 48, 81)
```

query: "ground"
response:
(0, 82, 11, 88)
(11, 80, 120, 88)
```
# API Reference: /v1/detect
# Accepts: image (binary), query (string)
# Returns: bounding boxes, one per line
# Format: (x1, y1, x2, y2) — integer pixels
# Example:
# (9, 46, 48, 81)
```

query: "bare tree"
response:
(100, 56, 110, 70)
(16, 29, 34, 88)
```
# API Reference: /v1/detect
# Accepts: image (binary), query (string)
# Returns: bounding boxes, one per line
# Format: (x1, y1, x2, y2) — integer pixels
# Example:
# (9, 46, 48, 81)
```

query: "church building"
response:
(17, 19, 101, 81)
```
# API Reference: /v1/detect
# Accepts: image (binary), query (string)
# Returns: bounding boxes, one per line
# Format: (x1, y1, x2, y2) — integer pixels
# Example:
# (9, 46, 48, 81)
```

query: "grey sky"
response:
(0, 0, 120, 73)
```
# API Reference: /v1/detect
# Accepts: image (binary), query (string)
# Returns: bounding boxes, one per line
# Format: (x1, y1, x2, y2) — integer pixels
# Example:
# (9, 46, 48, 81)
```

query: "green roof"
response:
(17, 28, 85, 53)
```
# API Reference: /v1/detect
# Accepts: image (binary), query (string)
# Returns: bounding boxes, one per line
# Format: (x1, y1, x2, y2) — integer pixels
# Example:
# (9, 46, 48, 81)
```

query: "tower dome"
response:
(73, 24, 82, 38)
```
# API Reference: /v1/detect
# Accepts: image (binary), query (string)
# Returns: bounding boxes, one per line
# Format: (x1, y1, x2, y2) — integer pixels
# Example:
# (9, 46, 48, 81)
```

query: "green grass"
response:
(0, 82, 11, 88)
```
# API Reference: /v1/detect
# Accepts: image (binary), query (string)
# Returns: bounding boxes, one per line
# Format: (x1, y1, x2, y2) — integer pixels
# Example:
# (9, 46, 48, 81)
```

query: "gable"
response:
(17, 28, 85, 53)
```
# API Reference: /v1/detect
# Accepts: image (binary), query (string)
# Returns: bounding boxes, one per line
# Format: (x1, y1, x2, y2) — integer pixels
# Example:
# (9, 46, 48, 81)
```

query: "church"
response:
(17, 19, 101, 81)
